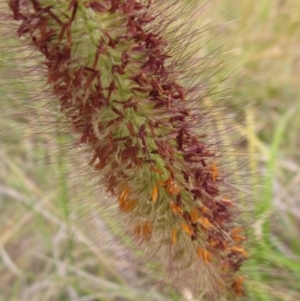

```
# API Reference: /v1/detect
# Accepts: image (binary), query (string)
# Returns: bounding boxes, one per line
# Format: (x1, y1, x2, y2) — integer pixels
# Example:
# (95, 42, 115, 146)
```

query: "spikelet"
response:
(4, 0, 249, 299)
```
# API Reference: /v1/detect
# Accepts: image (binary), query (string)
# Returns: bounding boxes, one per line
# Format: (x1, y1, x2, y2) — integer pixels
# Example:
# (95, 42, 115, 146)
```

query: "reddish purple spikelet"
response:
(6, 0, 249, 298)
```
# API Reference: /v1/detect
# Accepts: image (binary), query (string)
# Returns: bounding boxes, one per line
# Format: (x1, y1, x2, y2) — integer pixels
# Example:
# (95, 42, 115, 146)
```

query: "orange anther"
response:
(197, 248, 211, 264)
(231, 234, 246, 243)
(166, 178, 181, 195)
(142, 221, 153, 241)
(200, 205, 209, 215)
(159, 177, 180, 195)
(210, 163, 219, 182)
(181, 223, 193, 236)
(169, 202, 183, 215)
(231, 227, 244, 234)
(119, 199, 137, 212)
(152, 185, 158, 202)
(220, 198, 233, 207)
(134, 222, 153, 241)
(234, 275, 245, 284)
(119, 186, 130, 203)
(231, 228, 246, 242)
(230, 246, 249, 258)
(198, 217, 214, 229)
(209, 238, 227, 250)
(171, 228, 177, 244)
(190, 208, 199, 223)
(232, 275, 245, 297)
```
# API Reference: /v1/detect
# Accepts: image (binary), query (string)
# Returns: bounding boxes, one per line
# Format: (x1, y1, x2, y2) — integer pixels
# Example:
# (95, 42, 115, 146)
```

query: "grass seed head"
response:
(5, 0, 250, 299)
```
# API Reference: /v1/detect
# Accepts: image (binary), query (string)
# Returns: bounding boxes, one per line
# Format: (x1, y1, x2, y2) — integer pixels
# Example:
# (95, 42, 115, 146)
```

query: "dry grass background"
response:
(0, 0, 300, 300)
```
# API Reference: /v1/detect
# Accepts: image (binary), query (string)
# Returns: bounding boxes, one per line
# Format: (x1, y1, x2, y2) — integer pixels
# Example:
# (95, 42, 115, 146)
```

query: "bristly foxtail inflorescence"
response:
(6, 0, 249, 299)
